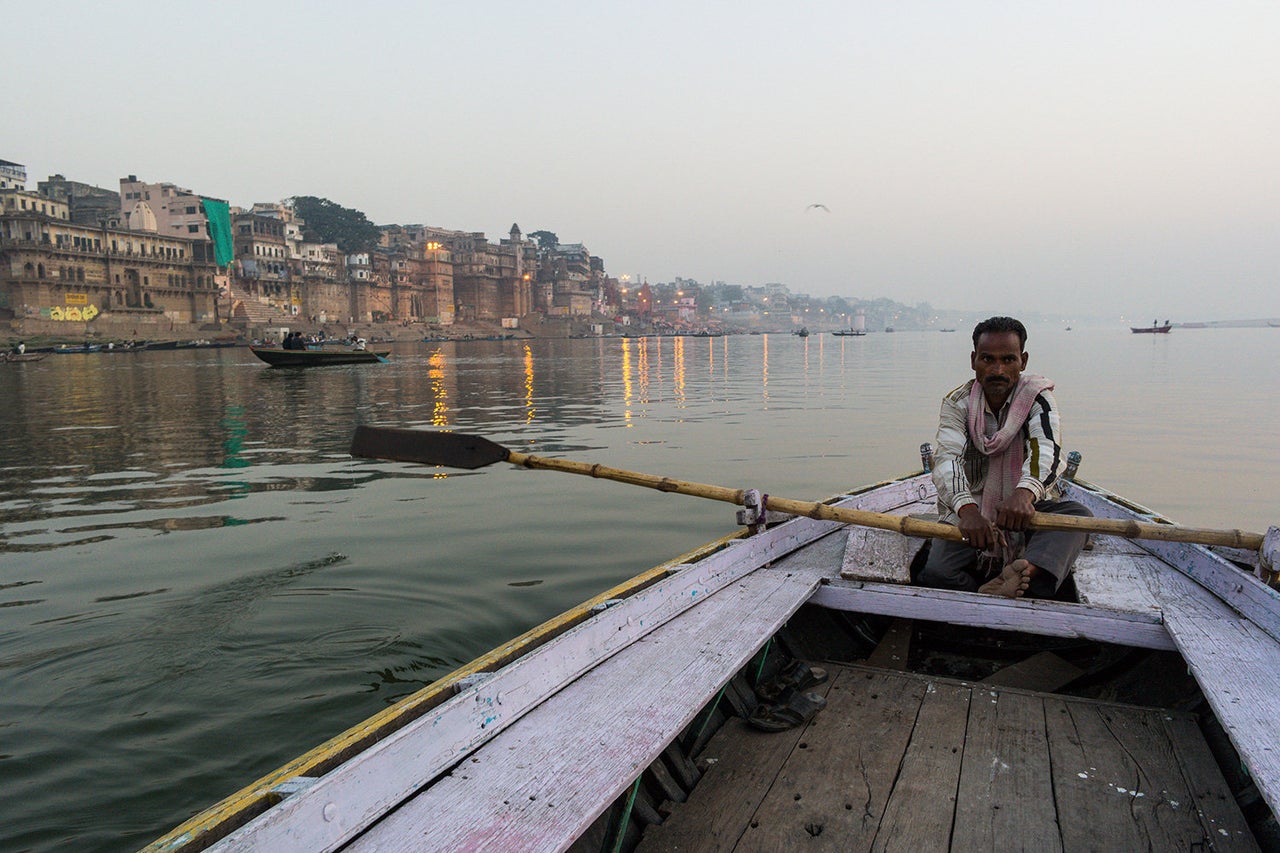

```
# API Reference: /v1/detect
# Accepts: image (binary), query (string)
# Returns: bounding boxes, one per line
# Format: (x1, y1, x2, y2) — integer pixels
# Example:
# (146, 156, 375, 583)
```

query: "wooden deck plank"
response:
(636, 664, 1259, 853)
(864, 618, 913, 670)
(839, 528, 921, 583)
(344, 569, 821, 853)
(980, 651, 1084, 692)
(1161, 713, 1260, 852)
(868, 680, 970, 852)
(1072, 538, 1164, 614)
(951, 688, 1062, 853)
(1045, 697, 1230, 852)
(637, 682, 836, 853)
(735, 668, 926, 851)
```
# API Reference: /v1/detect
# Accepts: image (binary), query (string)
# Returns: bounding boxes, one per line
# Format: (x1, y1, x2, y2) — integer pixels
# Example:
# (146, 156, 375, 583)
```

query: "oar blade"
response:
(350, 426, 510, 470)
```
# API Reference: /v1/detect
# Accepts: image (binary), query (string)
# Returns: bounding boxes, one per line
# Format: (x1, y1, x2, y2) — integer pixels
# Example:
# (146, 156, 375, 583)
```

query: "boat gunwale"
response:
(141, 474, 917, 852)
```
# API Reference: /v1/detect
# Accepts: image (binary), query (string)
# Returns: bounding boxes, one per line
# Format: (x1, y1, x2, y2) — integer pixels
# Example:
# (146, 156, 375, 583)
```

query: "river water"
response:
(2, 327, 1276, 851)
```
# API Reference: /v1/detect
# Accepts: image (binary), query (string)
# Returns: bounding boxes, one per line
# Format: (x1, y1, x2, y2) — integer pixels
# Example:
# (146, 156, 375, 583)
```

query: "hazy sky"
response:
(5, 1, 1278, 320)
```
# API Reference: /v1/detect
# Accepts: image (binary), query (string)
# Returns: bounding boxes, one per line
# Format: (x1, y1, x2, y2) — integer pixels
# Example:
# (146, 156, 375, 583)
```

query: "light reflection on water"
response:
(0, 329, 1277, 851)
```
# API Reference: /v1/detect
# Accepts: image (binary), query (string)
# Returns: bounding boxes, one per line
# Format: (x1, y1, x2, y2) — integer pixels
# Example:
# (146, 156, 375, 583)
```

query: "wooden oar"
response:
(349, 426, 1267, 551)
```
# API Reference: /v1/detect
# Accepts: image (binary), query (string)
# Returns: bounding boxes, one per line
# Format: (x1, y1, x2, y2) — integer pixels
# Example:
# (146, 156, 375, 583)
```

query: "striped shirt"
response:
(931, 378, 1064, 525)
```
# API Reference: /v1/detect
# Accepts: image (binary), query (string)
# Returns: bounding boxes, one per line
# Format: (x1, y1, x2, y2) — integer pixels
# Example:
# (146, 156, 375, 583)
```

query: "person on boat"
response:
(14, 341, 24, 354)
(918, 316, 1092, 598)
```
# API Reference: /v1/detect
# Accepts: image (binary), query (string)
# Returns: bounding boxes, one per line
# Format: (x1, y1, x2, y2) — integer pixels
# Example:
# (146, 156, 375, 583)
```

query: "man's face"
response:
(971, 331, 1028, 408)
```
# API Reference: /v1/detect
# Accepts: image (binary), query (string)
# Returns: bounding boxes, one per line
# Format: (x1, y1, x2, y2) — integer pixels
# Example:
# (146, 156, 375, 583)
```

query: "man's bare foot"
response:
(978, 559, 1033, 598)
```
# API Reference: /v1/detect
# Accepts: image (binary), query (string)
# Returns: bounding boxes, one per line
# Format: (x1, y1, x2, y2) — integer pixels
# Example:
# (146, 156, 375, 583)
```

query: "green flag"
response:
(201, 198, 234, 267)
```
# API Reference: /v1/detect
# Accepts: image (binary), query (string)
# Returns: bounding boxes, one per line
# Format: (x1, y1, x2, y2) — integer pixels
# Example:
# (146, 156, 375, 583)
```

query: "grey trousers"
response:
(917, 499, 1093, 597)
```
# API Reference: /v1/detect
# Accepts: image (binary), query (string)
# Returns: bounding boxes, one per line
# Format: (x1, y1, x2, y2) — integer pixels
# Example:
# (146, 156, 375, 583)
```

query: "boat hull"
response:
(249, 346, 390, 366)
(1131, 326, 1172, 333)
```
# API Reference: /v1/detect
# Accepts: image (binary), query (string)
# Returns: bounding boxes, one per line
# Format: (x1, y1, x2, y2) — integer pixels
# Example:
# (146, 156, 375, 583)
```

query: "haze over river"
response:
(2, 327, 1276, 852)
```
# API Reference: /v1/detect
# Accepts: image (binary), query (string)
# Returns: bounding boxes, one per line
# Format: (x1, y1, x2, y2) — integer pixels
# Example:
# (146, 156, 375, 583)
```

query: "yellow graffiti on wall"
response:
(47, 304, 99, 321)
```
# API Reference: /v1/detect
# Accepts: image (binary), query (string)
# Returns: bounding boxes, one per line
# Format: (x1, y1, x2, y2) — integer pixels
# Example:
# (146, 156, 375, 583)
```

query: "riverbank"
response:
(1, 311, 651, 350)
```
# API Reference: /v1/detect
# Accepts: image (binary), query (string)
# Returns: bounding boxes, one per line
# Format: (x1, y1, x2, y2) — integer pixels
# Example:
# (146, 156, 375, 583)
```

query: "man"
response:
(918, 316, 1092, 598)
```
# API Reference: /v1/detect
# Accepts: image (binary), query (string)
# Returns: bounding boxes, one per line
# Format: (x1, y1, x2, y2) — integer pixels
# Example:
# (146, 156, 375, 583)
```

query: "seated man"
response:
(919, 316, 1092, 598)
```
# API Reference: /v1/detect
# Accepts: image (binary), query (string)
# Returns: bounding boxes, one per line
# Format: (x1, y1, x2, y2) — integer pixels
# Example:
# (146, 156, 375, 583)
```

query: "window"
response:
(185, 206, 196, 214)
(188, 224, 199, 233)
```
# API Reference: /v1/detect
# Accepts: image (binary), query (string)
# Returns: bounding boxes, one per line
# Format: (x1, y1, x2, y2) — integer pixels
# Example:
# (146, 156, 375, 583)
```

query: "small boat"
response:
(2, 351, 49, 363)
(53, 343, 101, 354)
(249, 345, 390, 367)
(831, 328, 867, 336)
(145, 432, 1279, 853)
(793, 327, 810, 337)
(1132, 321, 1173, 334)
(938, 328, 956, 333)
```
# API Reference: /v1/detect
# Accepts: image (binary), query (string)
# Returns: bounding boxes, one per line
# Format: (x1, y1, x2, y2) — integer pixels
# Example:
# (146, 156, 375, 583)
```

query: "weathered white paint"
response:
(840, 527, 922, 583)
(1145, 561, 1280, 817)
(1066, 482, 1280, 644)
(205, 475, 929, 852)
(1071, 539, 1164, 614)
(347, 570, 821, 852)
(810, 580, 1176, 651)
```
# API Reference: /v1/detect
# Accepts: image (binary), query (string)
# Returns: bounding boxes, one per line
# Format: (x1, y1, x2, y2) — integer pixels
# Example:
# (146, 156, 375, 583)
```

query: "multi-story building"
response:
(39, 175, 123, 227)
(232, 210, 290, 310)
(1, 198, 220, 324)
(0, 159, 26, 191)
(119, 175, 219, 241)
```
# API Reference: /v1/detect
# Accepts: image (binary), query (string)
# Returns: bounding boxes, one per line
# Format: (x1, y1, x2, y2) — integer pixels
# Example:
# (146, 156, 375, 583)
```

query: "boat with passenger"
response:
(1132, 320, 1173, 334)
(248, 345, 390, 367)
(831, 328, 867, 336)
(143, 429, 1279, 853)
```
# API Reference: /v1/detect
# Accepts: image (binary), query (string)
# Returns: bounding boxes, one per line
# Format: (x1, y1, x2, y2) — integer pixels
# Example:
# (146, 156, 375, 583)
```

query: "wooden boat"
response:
(53, 343, 102, 353)
(793, 327, 810, 337)
(2, 351, 49, 363)
(831, 328, 867, 336)
(1132, 322, 1173, 334)
(248, 346, 390, 367)
(144, 434, 1279, 853)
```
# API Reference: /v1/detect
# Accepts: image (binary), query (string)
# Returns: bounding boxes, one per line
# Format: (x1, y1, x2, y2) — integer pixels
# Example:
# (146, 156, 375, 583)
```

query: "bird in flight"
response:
(805, 203, 830, 212)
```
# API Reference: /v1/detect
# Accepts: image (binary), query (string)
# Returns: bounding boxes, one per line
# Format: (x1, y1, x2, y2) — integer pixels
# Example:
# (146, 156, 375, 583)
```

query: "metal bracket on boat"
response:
(590, 598, 625, 612)
(1259, 526, 1279, 587)
(453, 672, 495, 694)
(270, 776, 319, 799)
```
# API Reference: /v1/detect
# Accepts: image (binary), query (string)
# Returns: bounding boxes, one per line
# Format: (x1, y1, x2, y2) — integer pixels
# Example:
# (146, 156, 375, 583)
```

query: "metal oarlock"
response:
(1064, 450, 1082, 481)
(919, 443, 934, 473)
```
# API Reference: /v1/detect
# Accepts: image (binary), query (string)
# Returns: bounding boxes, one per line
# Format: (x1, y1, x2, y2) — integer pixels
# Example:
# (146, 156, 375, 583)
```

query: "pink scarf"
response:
(967, 374, 1053, 519)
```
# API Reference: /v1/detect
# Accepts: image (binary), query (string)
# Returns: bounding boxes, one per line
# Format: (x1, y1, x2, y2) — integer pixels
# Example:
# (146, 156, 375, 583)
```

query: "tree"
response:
(529, 230, 559, 252)
(287, 196, 381, 253)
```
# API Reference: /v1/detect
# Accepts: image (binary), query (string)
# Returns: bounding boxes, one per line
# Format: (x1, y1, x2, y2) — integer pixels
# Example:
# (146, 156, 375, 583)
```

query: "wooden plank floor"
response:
(639, 664, 1258, 853)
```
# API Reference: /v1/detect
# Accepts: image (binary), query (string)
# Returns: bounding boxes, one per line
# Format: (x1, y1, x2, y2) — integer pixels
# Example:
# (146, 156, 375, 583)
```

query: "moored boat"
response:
(2, 351, 49, 363)
(249, 345, 390, 367)
(831, 328, 867, 336)
(144, 433, 1280, 853)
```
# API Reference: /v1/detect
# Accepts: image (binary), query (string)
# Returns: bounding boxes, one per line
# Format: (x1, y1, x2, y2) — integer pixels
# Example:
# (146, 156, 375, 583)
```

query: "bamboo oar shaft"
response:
(507, 449, 1265, 551)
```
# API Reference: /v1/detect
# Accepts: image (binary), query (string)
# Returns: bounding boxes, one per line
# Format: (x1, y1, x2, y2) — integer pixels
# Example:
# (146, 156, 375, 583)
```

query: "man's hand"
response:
(995, 488, 1036, 531)
(957, 504, 1002, 551)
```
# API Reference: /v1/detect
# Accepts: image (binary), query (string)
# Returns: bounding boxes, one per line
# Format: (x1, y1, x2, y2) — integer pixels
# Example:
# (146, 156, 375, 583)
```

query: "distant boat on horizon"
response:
(831, 328, 867, 336)
(1131, 320, 1172, 334)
